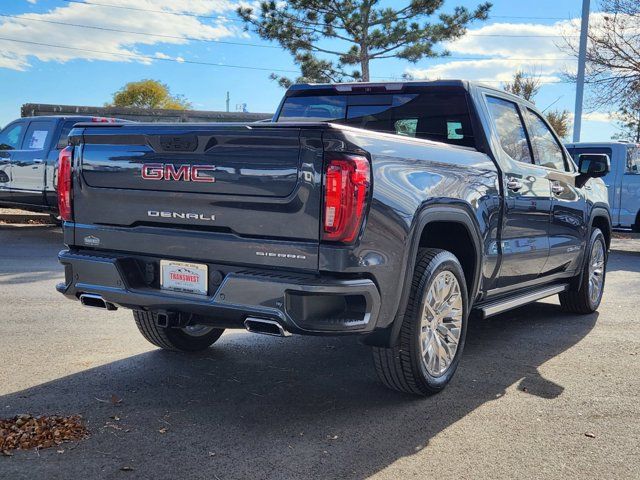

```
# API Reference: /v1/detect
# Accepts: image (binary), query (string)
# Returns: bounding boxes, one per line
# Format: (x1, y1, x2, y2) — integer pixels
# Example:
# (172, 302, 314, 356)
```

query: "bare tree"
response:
(563, 0, 640, 108)
(503, 71, 540, 102)
(612, 87, 640, 142)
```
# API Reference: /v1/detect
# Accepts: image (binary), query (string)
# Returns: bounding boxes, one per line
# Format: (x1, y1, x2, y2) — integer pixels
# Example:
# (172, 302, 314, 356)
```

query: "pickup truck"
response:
(566, 141, 640, 231)
(0, 115, 127, 219)
(56, 81, 612, 396)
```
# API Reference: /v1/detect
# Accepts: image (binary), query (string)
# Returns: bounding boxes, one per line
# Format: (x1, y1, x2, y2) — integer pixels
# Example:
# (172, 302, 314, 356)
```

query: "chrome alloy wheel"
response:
(419, 270, 464, 377)
(182, 325, 216, 337)
(588, 240, 606, 305)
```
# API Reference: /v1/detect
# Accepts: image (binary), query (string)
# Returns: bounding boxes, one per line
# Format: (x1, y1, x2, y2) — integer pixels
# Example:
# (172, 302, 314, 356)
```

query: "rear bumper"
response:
(57, 249, 381, 335)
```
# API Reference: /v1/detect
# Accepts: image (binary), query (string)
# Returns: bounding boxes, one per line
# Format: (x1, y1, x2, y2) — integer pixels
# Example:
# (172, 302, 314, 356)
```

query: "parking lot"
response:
(0, 223, 639, 480)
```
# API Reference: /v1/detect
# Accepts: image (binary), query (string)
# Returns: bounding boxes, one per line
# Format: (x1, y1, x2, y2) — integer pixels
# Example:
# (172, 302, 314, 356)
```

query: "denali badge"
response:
(148, 211, 216, 221)
(141, 163, 216, 183)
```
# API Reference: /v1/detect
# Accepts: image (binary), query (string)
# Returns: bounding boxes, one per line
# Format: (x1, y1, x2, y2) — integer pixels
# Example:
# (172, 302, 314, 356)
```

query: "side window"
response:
(21, 121, 54, 151)
(525, 109, 568, 171)
(626, 147, 640, 174)
(0, 122, 25, 150)
(57, 121, 78, 149)
(485, 96, 532, 164)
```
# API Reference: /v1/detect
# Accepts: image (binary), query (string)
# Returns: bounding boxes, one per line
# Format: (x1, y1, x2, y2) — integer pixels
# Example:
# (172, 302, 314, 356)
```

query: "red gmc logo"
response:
(141, 163, 216, 183)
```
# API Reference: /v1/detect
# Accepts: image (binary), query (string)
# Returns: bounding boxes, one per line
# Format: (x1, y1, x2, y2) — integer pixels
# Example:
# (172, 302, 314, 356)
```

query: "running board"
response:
(476, 284, 569, 319)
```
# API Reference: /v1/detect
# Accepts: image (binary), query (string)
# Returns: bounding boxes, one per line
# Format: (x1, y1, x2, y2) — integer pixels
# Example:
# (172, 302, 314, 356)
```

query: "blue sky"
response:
(0, 0, 621, 141)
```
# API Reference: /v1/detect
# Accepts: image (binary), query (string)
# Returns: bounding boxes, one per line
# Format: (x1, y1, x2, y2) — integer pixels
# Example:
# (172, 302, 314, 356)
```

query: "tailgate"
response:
(71, 123, 324, 270)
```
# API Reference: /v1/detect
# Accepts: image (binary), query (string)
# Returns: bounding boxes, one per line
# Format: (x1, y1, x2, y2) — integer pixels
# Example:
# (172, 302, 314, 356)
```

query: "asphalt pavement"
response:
(0, 224, 638, 479)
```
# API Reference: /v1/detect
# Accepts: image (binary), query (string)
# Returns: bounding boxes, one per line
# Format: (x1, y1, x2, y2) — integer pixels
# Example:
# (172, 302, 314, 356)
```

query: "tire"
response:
(559, 228, 607, 314)
(133, 310, 224, 352)
(372, 248, 469, 396)
(633, 212, 640, 233)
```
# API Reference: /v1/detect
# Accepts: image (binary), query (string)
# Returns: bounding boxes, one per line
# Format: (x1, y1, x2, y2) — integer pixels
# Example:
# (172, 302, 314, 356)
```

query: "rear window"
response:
(277, 89, 476, 148)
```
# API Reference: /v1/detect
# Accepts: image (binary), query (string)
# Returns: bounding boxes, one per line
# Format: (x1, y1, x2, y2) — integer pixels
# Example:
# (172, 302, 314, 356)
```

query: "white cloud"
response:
(405, 13, 638, 86)
(406, 19, 579, 84)
(583, 111, 614, 123)
(407, 58, 564, 84)
(0, 0, 243, 71)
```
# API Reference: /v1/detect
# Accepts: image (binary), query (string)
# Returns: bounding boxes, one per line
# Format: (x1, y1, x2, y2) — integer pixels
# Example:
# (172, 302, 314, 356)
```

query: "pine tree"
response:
(238, 0, 491, 86)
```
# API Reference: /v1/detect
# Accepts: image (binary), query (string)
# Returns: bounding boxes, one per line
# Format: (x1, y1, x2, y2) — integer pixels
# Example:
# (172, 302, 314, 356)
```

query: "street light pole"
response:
(573, 0, 591, 143)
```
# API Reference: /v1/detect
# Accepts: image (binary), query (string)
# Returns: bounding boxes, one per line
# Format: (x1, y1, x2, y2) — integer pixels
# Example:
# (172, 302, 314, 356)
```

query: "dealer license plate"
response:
(160, 260, 208, 295)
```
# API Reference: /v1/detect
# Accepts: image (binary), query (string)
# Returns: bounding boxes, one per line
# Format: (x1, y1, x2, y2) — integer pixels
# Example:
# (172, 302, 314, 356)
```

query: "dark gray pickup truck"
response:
(56, 81, 612, 395)
(0, 115, 127, 218)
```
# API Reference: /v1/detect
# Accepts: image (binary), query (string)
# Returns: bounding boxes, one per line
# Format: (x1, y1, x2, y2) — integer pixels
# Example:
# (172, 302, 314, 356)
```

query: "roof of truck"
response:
(286, 79, 535, 107)
(289, 79, 504, 92)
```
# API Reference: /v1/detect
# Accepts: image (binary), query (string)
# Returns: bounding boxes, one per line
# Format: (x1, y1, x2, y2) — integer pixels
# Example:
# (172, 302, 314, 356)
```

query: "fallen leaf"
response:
(158, 428, 168, 434)
(208, 452, 216, 457)
(585, 432, 596, 438)
(0, 415, 88, 454)
(110, 395, 122, 406)
(57, 449, 65, 454)
(120, 466, 134, 471)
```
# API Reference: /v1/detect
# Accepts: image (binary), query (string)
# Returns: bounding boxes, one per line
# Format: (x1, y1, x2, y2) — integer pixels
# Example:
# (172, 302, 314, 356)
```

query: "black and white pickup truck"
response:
(56, 81, 612, 395)
(0, 115, 128, 218)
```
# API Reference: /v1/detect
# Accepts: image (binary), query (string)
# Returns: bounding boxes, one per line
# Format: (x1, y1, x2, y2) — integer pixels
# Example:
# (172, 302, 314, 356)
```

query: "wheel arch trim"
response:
(380, 203, 484, 348)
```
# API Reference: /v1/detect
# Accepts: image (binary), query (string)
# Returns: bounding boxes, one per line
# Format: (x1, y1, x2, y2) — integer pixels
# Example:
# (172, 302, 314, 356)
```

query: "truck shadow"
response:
(0, 303, 597, 479)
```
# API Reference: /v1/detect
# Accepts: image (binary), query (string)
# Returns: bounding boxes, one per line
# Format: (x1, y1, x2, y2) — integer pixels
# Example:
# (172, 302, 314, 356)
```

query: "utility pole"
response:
(573, 0, 591, 143)
(226, 91, 230, 113)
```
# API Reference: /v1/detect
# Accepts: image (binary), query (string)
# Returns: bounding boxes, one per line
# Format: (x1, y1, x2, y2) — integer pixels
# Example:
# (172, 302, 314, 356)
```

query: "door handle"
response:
(506, 178, 523, 192)
(551, 182, 565, 195)
(33, 159, 43, 164)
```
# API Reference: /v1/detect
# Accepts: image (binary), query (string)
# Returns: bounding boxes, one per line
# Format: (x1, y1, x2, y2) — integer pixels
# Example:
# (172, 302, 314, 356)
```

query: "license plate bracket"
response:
(160, 260, 208, 295)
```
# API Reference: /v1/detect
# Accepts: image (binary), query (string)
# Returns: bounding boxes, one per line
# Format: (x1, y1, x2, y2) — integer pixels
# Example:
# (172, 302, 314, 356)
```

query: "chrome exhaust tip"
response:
(244, 317, 290, 337)
(79, 294, 117, 310)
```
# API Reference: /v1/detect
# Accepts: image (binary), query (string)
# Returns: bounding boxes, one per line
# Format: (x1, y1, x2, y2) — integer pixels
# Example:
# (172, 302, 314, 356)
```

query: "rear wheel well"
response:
(592, 215, 611, 249)
(418, 221, 477, 295)
(633, 210, 640, 233)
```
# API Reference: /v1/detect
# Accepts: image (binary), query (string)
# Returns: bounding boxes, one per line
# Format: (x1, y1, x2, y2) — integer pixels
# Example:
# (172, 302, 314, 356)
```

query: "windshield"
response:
(277, 89, 476, 148)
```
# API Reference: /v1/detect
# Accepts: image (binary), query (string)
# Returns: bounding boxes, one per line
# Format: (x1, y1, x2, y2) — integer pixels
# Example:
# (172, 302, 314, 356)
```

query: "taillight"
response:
(322, 154, 370, 243)
(57, 146, 73, 222)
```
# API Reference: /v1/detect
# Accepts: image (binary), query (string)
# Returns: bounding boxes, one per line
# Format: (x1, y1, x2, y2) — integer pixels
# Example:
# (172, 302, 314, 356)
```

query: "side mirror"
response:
(576, 153, 610, 188)
(578, 153, 610, 177)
